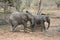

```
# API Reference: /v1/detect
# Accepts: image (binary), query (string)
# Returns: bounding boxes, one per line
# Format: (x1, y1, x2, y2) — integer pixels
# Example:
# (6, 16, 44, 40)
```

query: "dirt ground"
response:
(0, 19, 60, 40)
(0, 10, 60, 40)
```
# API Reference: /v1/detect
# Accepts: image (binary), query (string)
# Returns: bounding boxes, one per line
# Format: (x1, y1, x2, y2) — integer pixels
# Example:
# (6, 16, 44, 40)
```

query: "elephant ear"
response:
(26, 11, 29, 13)
(26, 11, 34, 17)
(26, 11, 30, 15)
(41, 13, 46, 15)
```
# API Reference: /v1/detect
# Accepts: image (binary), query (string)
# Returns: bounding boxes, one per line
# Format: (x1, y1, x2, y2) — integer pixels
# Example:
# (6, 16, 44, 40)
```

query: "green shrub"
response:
(55, 0, 60, 4)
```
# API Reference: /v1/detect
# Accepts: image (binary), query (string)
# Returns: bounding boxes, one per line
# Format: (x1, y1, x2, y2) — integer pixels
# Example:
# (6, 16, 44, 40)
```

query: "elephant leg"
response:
(22, 21, 27, 33)
(43, 22, 46, 31)
(40, 25, 43, 32)
(40, 21, 44, 32)
(11, 24, 17, 32)
(31, 24, 35, 32)
(11, 21, 18, 32)
(31, 19, 35, 32)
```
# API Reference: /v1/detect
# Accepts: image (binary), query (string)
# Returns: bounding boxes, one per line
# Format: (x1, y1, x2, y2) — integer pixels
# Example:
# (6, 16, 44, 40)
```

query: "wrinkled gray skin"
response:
(9, 11, 27, 32)
(26, 11, 46, 32)
(9, 11, 50, 32)
(26, 11, 50, 32)
(34, 15, 46, 32)
(9, 11, 35, 32)
(40, 13, 50, 30)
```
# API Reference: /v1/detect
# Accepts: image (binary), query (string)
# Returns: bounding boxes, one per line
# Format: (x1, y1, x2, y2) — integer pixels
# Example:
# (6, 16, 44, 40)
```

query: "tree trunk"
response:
(37, 0, 42, 14)
(4, 1, 8, 19)
(15, 0, 22, 12)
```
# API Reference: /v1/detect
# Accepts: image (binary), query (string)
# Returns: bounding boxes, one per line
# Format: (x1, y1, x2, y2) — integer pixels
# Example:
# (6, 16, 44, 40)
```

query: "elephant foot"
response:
(32, 29, 35, 32)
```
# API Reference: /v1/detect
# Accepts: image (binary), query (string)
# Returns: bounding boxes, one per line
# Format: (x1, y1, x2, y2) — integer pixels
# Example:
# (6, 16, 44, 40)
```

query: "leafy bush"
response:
(55, 0, 60, 4)
(55, 0, 60, 7)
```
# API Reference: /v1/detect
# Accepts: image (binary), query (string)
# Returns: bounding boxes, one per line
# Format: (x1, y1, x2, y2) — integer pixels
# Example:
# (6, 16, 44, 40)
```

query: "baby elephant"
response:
(9, 11, 28, 32)
(26, 11, 46, 32)
(9, 11, 35, 32)
(26, 11, 50, 32)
